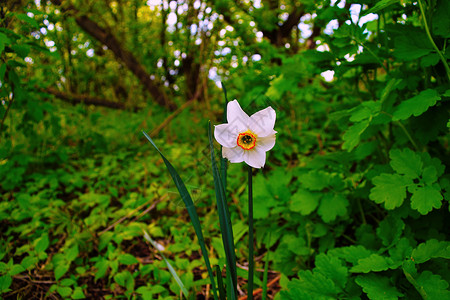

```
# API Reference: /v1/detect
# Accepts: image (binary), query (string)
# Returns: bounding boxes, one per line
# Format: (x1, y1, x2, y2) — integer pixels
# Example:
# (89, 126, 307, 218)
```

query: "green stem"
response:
(417, 0, 450, 82)
(248, 165, 254, 299)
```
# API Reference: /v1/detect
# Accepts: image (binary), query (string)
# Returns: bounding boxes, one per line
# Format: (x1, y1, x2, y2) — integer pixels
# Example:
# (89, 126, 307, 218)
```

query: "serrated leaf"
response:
(389, 148, 422, 179)
(287, 270, 339, 299)
(351, 254, 393, 273)
(342, 120, 370, 151)
(422, 165, 438, 185)
(118, 254, 139, 265)
(393, 89, 441, 121)
(355, 274, 404, 300)
(289, 189, 320, 215)
(318, 193, 348, 223)
(369, 173, 411, 209)
(411, 239, 450, 264)
(376, 216, 405, 247)
(410, 186, 443, 214)
(416, 271, 450, 299)
(315, 254, 348, 289)
(329, 245, 372, 264)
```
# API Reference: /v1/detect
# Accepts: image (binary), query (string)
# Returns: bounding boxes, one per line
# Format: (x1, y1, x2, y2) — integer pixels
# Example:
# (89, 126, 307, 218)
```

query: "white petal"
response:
(244, 148, 266, 168)
(257, 133, 276, 152)
(227, 100, 250, 133)
(249, 106, 276, 137)
(214, 124, 238, 148)
(222, 146, 244, 163)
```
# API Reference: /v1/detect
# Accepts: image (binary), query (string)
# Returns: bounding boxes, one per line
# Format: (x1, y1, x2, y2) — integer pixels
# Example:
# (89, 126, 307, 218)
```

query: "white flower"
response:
(214, 100, 277, 168)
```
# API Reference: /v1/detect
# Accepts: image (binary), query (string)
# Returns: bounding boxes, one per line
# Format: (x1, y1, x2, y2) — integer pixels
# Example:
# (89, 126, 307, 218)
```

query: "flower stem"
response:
(248, 165, 254, 299)
(417, 0, 450, 82)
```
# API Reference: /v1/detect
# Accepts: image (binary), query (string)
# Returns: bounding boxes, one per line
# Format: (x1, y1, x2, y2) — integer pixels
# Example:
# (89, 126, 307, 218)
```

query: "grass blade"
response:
(142, 131, 218, 300)
(207, 122, 237, 299)
(144, 231, 189, 298)
(215, 265, 226, 300)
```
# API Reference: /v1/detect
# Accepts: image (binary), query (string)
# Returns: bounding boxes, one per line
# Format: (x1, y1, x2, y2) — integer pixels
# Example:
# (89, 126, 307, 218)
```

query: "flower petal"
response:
(244, 148, 266, 168)
(249, 106, 276, 137)
(222, 146, 244, 163)
(227, 100, 250, 133)
(214, 124, 238, 148)
(257, 133, 276, 152)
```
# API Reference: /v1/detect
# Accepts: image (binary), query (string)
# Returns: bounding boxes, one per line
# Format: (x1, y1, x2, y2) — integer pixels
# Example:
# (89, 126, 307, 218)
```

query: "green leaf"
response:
(66, 244, 79, 262)
(351, 254, 393, 273)
(355, 274, 404, 300)
(143, 130, 218, 300)
(35, 234, 49, 253)
(369, 173, 411, 209)
(0, 275, 12, 292)
(286, 270, 339, 299)
(342, 120, 370, 152)
(365, 0, 400, 14)
(56, 286, 73, 297)
(389, 148, 422, 179)
(416, 271, 450, 299)
(392, 89, 441, 121)
(72, 287, 86, 299)
(289, 189, 320, 215)
(318, 193, 348, 223)
(9, 264, 25, 276)
(411, 239, 450, 264)
(410, 186, 443, 214)
(118, 254, 139, 265)
(315, 254, 348, 289)
(0, 33, 11, 55)
(15, 13, 39, 29)
(94, 259, 108, 281)
(144, 232, 189, 298)
(328, 245, 372, 264)
(54, 263, 70, 281)
(376, 216, 405, 247)
(298, 170, 331, 191)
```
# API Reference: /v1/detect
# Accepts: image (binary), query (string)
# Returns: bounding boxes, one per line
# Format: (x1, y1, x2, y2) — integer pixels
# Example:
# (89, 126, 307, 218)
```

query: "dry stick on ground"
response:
(238, 275, 281, 300)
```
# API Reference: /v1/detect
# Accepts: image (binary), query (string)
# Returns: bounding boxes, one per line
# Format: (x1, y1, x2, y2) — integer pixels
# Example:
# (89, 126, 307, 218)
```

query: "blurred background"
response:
(1, 0, 449, 299)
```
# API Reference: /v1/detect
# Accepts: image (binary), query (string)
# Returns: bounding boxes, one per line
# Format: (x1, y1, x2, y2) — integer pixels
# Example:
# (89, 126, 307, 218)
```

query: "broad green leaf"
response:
(389, 148, 422, 179)
(318, 193, 348, 223)
(56, 286, 72, 297)
(72, 287, 86, 299)
(369, 173, 411, 209)
(315, 254, 348, 289)
(355, 274, 404, 300)
(432, 0, 450, 37)
(342, 119, 370, 152)
(0, 32, 10, 55)
(118, 254, 139, 265)
(328, 245, 372, 264)
(94, 259, 108, 281)
(351, 254, 393, 273)
(15, 13, 40, 28)
(410, 186, 443, 214)
(393, 33, 433, 61)
(289, 189, 320, 215)
(286, 270, 339, 299)
(411, 239, 450, 264)
(66, 244, 79, 262)
(0, 275, 12, 292)
(416, 271, 450, 299)
(422, 165, 438, 185)
(34, 234, 49, 253)
(376, 216, 405, 247)
(9, 264, 25, 276)
(144, 231, 189, 298)
(392, 89, 441, 121)
(364, 0, 400, 15)
(54, 263, 70, 281)
(298, 170, 331, 191)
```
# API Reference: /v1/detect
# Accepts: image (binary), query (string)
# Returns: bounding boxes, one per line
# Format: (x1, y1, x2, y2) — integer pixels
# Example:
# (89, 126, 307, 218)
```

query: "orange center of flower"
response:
(237, 131, 256, 150)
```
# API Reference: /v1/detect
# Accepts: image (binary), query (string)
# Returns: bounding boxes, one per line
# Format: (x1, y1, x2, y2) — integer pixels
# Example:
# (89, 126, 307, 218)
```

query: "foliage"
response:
(1, 0, 450, 299)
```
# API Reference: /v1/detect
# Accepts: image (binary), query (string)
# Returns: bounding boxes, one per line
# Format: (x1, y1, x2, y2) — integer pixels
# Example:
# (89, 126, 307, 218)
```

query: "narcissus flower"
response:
(214, 100, 276, 168)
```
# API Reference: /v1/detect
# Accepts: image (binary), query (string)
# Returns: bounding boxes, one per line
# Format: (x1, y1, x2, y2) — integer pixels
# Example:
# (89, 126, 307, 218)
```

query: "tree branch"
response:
(43, 87, 138, 111)
(50, 0, 176, 110)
